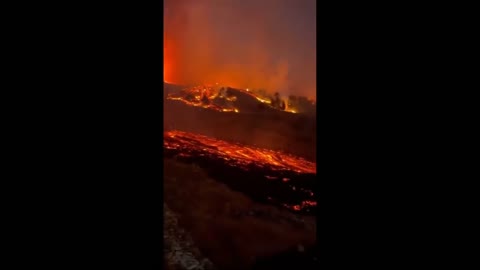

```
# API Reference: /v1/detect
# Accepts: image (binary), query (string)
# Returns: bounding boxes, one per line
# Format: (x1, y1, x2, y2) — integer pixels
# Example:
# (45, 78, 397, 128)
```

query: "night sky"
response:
(164, 0, 316, 100)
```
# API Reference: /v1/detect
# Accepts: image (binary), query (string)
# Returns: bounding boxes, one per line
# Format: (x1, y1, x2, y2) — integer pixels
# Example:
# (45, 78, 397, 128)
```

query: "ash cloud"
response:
(164, 0, 316, 100)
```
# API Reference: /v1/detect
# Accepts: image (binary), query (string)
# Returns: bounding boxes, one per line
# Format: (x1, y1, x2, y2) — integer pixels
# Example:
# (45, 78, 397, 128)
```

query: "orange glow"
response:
(164, 130, 316, 212)
(164, 130, 316, 174)
(166, 84, 238, 113)
(164, 35, 174, 83)
(284, 201, 317, 211)
(164, 0, 316, 100)
(166, 84, 300, 114)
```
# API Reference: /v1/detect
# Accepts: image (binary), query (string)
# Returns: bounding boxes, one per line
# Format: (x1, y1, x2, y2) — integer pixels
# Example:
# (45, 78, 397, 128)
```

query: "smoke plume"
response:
(164, 0, 316, 100)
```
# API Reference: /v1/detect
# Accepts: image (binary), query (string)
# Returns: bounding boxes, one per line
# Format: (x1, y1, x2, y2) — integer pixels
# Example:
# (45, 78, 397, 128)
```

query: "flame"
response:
(166, 84, 301, 114)
(166, 84, 240, 113)
(164, 0, 317, 101)
(164, 33, 173, 83)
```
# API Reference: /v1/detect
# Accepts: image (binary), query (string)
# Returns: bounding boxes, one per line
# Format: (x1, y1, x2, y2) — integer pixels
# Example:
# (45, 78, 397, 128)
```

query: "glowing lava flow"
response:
(164, 130, 317, 214)
(164, 130, 316, 174)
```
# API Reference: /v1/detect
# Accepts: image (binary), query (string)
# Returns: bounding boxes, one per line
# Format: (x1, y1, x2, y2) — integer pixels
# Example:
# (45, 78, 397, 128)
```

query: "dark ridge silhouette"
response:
(164, 83, 316, 162)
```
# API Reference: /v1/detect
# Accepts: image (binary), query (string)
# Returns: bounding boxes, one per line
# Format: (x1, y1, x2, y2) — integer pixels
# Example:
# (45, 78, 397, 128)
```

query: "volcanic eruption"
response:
(164, 1, 317, 269)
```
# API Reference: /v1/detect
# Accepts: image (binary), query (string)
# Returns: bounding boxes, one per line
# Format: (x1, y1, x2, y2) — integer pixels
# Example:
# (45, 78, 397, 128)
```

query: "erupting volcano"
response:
(163, 81, 317, 213)
(164, 1, 316, 269)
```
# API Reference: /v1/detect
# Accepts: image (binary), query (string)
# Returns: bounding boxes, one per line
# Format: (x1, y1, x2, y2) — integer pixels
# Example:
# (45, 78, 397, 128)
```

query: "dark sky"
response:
(164, 0, 316, 99)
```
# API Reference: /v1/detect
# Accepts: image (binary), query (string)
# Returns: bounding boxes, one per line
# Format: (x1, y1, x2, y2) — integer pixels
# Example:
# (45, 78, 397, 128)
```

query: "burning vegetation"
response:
(165, 83, 312, 114)
(164, 130, 317, 214)
(164, 1, 317, 268)
(167, 84, 239, 113)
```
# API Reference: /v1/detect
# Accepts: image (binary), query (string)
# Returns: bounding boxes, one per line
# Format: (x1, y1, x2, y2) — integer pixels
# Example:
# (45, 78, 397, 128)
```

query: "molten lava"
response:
(164, 130, 315, 174)
(164, 130, 317, 214)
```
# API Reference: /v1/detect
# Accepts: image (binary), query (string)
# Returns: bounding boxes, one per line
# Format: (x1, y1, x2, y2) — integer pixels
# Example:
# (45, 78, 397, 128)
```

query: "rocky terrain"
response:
(163, 83, 317, 269)
(163, 159, 316, 269)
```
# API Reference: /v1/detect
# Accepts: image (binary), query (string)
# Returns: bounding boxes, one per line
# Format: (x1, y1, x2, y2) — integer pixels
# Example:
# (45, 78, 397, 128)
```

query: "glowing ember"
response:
(284, 200, 317, 211)
(166, 84, 299, 114)
(166, 84, 239, 113)
(164, 130, 317, 214)
(164, 130, 316, 174)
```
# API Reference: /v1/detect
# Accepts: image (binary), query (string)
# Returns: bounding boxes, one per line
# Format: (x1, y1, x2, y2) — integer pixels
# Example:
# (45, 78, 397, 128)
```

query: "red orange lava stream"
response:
(164, 130, 316, 174)
(164, 130, 317, 213)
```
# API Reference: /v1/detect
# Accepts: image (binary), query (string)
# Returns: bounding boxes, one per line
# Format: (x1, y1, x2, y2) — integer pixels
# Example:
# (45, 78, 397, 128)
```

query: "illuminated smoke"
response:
(164, 0, 316, 100)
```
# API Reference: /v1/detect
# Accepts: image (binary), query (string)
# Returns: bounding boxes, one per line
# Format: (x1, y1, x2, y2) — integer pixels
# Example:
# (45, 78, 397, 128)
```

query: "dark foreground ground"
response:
(164, 159, 317, 270)
(164, 130, 316, 214)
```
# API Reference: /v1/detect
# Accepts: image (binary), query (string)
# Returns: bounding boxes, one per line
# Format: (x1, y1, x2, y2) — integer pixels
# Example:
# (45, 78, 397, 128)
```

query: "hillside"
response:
(164, 83, 316, 162)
